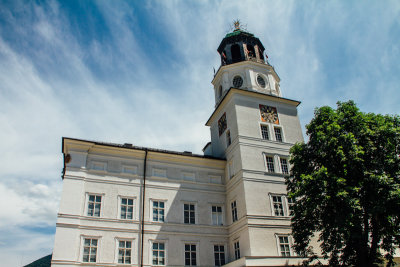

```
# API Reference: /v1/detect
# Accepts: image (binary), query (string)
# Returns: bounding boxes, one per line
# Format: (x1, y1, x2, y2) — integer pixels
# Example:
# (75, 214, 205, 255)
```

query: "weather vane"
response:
(231, 19, 247, 32)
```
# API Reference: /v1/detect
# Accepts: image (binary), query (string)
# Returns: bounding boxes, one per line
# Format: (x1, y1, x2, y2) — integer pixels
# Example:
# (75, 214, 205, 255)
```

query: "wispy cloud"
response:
(0, 0, 399, 266)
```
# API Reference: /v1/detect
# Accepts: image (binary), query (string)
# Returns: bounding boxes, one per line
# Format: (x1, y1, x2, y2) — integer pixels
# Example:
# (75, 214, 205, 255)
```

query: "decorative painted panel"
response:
(259, 105, 279, 124)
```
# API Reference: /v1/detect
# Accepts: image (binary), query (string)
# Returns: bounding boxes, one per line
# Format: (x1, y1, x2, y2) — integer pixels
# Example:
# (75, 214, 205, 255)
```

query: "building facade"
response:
(52, 25, 312, 267)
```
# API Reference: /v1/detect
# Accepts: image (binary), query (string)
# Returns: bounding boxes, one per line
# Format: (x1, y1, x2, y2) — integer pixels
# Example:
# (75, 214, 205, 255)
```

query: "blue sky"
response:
(0, 1, 399, 266)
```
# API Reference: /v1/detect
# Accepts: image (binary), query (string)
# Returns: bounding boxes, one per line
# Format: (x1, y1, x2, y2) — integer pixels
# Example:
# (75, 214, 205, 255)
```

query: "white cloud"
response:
(0, 1, 399, 266)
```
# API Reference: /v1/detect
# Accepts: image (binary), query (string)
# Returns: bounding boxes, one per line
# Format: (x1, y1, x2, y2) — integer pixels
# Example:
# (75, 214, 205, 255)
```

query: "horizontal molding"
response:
(58, 214, 228, 230)
(63, 175, 226, 195)
(56, 223, 228, 237)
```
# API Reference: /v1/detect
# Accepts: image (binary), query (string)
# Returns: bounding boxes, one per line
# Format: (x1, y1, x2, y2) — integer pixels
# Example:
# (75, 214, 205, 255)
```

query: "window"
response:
(265, 156, 275, 173)
(182, 172, 195, 181)
(92, 161, 105, 171)
(214, 245, 225, 266)
(121, 198, 134, 220)
(83, 238, 98, 263)
(118, 240, 132, 264)
(212, 206, 223, 225)
(226, 130, 231, 146)
(184, 203, 195, 224)
(153, 168, 167, 178)
(257, 74, 266, 88)
(261, 125, 269, 140)
(153, 201, 165, 222)
(232, 75, 243, 88)
(152, 242, 165, 265)
(218, 85, 222, 98)
(228, 161, 234, 179)
(87, 195, 101, 217)
(280, 158, 289, 175)
(122, 165, 137, 175)
(231, 201, 238, 222)
(209, 175, 222, 184)
(278, 236, 291, 257)
(184, 244, 197, 266)
(287, 198, 295, 216)
(274, 127, 283, 142)
(272, 196, 284, 216)
(234, 241, 240, 260)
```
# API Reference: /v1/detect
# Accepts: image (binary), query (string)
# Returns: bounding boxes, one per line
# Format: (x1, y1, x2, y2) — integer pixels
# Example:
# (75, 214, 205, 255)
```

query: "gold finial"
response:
(233, 19, 241, 30)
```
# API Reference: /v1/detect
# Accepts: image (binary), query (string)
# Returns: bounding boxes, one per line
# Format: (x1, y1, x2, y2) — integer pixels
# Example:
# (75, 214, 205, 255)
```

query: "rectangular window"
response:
(184, 203, 195, 224)
(87, 195, 101, 217)
(287, 197, 295, 216)
(265, 156, 275, 173)
(234, 241, 240, 260)
(118, 240, 132, 264)
(278, 236, 291, 257)
(228, 161, 234, 179)
(274, 127, 283, 142)
(212, 206, 223, 225)
(226, 130, 231, 146)
(182, 172, 195, 181)
(214, 245, 225, 266)
(152, 242, 165, 265)
(272, 196, 284, 216)
(184, 244, 197, 266)
(153, 201, 165, 222)
(231, 201, 238, 222)
(280, 158, 289, 175)
(83, 238, 98, 263)
(261, 125, 269, 140)
(153, 168, 167, 178)
(121, 198, 134, 220)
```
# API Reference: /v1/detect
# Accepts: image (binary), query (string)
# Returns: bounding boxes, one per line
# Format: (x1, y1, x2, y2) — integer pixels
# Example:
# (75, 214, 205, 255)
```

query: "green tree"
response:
(286, 101, 400, 266)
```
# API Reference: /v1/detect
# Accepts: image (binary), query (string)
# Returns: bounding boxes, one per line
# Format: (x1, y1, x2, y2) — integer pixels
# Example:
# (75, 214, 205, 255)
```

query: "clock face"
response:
(218, 113, 227, 136)
(259, 105, 279, 124)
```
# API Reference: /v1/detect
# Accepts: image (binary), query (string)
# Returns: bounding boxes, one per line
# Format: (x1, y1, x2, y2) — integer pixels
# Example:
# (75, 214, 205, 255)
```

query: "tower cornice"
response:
(211, 60, 280, 86)
(205, 88, 300, 126)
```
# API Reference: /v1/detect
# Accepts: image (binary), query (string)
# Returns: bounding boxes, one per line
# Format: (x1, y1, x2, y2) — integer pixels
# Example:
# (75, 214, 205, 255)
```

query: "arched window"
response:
(218, 86, 223, 98)
(247, 44, 255, 58)
(231, 44, 241, 63)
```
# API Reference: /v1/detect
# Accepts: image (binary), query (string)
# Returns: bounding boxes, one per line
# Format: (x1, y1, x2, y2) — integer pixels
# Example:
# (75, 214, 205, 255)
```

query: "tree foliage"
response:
(286, 101, 400, 266)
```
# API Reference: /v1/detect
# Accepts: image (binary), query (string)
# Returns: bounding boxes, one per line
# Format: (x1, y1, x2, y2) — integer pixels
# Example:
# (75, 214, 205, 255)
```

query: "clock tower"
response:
(205, 22, 306, 265)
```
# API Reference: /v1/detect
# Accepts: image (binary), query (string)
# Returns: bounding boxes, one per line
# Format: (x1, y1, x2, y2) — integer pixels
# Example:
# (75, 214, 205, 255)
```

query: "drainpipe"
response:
(140, 149, 148, 267)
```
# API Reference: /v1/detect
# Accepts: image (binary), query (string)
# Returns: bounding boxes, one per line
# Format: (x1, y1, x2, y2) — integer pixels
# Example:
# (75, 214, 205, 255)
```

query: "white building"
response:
(52, 24, 314, 267)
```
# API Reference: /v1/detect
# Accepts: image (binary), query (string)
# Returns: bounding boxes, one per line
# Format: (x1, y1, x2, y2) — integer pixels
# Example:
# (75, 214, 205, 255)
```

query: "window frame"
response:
(118, 196, 136, 220)
(231, 200, 238, 223)
(279, 157, 289, 175)
(115, 238, 133, 265)
(265, 155, 275, 173)
(232, 74, 244, 88)
(227, 160, 234, 180)
(213, 244, 226, 266)
(153, 168, 167, 178)
(150, 240, 167, 266)
(85, 193, 104, 217)
(80, 235, 101, 263)
(182, 171, 196, 182)
(260, 123, 270, 140)
(273, 126, 284, 142)
(226, 130, 231, 147)
(233, 240, 240, 260)
(275, 234, 293, 257)
(184, 242, 198, 266)
(270, 194, 285, 216)
(211, 205, 224, 226)
(151, 199, 166, 222)
(183, 202, 197, 224)
(269, 194, 294, 217)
